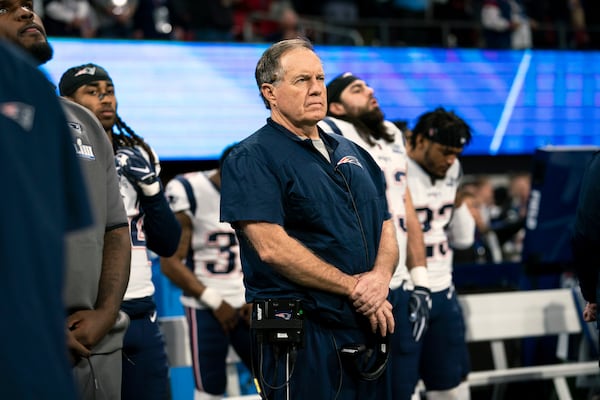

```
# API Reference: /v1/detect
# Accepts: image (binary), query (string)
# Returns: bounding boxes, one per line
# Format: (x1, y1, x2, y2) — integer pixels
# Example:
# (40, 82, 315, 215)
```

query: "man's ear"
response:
(415, 133, 430, 150)
(328, 101, 346, 116)
(261, 83, 276, 106)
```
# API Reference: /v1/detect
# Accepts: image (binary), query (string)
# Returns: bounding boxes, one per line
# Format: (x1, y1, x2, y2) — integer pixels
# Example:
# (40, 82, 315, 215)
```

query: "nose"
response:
(16, 6, 34, 20)
(446, 154, 457, 166)
(308, 78, 323, 94)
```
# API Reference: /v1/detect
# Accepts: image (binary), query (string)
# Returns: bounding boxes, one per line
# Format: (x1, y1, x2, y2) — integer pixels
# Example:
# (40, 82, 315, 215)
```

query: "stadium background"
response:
(43, 39, 600, 399)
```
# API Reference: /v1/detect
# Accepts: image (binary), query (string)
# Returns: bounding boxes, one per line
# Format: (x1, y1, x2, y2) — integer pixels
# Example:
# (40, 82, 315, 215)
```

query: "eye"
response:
(0, 8, 8, 15)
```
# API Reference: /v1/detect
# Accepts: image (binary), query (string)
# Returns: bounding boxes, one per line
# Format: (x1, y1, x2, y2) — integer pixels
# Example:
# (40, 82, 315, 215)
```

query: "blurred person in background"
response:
(481, 0, 536, 49)
(495, 172, 529, 262)
(264, 2, 303, 42)
(89, 0, 138, 38)
(131, 0, 173, 39)
(43, 0, 98, 37)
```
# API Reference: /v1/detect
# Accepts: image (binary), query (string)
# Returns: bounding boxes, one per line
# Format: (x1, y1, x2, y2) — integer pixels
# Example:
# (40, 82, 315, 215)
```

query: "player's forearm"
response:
(241, 222, 357, 297)
(404, 189, 426, 270)
(95, 226, 131, 318)
(160, 257, 206, 297)
(141, 191, 182, 257)
(371, 219, 399, 281)
(447, 202, 476, 249)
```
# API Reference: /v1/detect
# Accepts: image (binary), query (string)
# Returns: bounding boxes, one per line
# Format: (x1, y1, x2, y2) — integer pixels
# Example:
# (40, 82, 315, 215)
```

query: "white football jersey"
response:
(165, 170, 245, 309)
(120, 145, 160, 301)
(318, 118, 410, 289)
(406, 157, 463, 292)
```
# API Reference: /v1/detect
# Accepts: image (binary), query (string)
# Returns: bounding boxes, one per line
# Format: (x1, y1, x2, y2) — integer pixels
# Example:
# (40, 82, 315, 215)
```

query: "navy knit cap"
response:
(59, 63, 113, 96)
(326, 72, 359, 106)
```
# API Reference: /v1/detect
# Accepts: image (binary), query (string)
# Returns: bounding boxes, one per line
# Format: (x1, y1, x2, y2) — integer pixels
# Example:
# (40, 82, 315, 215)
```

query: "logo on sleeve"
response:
(73, 136, 96, 160)
(1, 102, 34, 132)
(66, 122, 96, 160)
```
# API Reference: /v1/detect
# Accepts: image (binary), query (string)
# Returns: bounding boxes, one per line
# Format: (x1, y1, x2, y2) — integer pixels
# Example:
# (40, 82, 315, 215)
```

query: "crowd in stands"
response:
(37, 0, 600, 49)
(453, 172, 531, 265)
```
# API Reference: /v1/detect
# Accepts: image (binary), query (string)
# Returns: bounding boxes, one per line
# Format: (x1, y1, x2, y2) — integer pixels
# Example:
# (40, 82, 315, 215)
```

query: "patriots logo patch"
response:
(68, 121, 83, 134)
(274, 312, 292, 320)
(1, 102, 34, 131)
(336, 155, 363, 169)
(74, 66, 98, 77)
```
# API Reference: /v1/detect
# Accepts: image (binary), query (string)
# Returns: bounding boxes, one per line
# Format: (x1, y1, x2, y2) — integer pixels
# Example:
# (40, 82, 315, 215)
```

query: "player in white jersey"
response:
(406, 107, 476, 400)
(161, 146, 252, 400)
(59, 63, 182, 400)
(319, 72, 430, 399)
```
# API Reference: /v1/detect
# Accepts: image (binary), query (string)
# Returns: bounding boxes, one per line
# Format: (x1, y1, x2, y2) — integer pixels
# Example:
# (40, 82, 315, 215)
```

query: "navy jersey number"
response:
(399, 203, 454, 233)
(205, 232, 238, 274)
(130, 215, 146, 247)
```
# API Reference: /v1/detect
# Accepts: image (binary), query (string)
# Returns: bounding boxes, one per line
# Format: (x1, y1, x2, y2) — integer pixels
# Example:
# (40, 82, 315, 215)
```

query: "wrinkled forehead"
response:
(281, 47, 323, 73)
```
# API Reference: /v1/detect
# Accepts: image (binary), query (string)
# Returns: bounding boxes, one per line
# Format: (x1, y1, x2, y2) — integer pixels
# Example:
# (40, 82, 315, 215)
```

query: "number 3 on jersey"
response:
(205, 232, 239, 274)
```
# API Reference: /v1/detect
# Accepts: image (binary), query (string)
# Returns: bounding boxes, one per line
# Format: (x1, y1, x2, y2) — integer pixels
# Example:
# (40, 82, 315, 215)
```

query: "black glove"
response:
(408, 286, 432, 342)
(115, 147, 160, 196)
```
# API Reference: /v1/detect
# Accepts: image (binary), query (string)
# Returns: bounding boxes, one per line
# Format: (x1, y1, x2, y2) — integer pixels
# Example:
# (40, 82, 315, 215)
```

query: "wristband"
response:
(200, 287, 223, 310)
(140, 181, 161, 197)
(409, 266, 429, 288)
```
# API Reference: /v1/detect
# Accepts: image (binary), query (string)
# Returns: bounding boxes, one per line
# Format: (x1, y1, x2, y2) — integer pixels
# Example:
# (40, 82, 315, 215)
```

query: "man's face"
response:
(418, 138, 463, 180)
(0, 0, 52, 64)
(266, 47, 327, 129)
(68, 80, 117, 132)
(336, 79, 380, 118)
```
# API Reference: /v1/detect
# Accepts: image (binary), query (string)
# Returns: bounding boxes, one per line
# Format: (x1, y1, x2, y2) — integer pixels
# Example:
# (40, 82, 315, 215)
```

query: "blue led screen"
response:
(41, 38, 600, 160)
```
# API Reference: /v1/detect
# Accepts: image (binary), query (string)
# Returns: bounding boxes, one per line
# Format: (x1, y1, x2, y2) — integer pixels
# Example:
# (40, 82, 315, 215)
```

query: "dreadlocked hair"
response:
(111, 115, 156, 166)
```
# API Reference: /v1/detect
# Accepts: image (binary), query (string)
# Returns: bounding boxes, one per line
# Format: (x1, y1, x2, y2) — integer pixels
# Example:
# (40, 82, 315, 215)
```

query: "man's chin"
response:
(26, 42, 53, 65)
(431, 170, 447, 180)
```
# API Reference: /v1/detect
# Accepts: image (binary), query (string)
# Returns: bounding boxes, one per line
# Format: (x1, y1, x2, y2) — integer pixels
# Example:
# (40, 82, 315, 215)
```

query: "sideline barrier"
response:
(458, 288, 598, 399)
(161, 289, 599, 400)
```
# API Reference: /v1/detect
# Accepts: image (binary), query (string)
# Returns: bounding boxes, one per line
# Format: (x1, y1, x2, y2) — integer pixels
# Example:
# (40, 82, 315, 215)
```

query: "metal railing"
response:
(244, 12, 600, 50)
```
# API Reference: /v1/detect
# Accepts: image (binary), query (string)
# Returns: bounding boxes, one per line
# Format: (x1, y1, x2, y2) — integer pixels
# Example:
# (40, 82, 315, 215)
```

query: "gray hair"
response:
(255, 38, 314, 109)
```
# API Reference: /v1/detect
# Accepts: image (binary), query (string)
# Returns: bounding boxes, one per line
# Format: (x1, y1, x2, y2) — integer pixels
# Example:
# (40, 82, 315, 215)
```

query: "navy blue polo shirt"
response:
(221, 118, 389, 321)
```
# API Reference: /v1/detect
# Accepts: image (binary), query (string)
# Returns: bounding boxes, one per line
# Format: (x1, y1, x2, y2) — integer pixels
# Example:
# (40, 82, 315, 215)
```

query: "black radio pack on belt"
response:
(252, 299, 304, 346)
(339, 334, 390, 381)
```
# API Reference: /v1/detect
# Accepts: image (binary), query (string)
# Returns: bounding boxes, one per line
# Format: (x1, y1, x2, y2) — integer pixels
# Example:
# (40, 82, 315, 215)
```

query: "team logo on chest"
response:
(336, 155, 363, 169)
